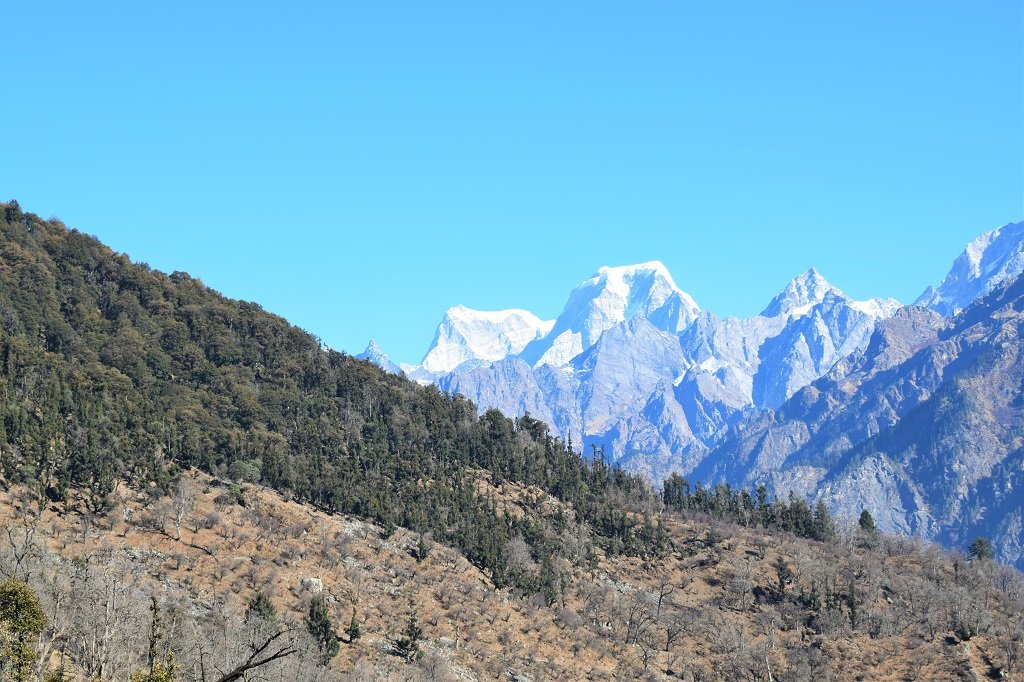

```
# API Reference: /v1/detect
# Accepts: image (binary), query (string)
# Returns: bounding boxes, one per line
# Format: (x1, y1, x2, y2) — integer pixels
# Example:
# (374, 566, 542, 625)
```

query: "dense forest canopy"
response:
(0, 201, 663, 591)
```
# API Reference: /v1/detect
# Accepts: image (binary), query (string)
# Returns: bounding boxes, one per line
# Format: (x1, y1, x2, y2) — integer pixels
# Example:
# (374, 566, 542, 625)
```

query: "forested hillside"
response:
(1, 202, 1023, 681)
(0, 201, 658, 593)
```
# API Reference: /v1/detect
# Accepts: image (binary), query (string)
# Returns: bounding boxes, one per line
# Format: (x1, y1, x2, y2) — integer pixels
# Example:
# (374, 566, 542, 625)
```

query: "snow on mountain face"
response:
(356, 340, 402, 375)
(681, 271, 901, 409)
(392, 259, 906, 481)
(916, 221, 1024, 316)
(519, 261, 700, 368)
(760, 268, 839, 318)
(571, 316, 692, 434)
(419, 306, 554, 374)
(750, 290, 895, 408)
(698, 278, 1024, 567)
(760, 268, 901, 321)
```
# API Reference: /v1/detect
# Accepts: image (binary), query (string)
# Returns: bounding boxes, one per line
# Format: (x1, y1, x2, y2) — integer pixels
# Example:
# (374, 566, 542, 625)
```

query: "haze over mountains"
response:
(361, 221, 1024, 566)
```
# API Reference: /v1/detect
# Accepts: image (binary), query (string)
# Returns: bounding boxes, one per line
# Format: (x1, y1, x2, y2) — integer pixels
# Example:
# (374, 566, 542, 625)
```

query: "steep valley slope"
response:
(3, 471, 1023, 681)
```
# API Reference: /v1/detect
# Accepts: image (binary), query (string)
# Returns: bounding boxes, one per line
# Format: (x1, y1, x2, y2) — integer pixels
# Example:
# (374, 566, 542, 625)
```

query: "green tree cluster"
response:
(395, 608, 423, 661)
(304, 596, 339, 666)
(0, 202, 661, 594)
(0, 578, 47, 682)
(662, 476, 836, 542)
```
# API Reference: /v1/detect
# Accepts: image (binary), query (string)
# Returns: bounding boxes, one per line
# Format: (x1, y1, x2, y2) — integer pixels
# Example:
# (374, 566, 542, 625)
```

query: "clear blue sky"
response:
(2, 2, 1022, 364)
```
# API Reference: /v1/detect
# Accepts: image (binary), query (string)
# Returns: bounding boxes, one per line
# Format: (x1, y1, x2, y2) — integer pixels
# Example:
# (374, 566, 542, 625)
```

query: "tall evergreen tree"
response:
(245, 591, 277, 623)
(344, 608, 362, 644)
(968, 536, 995, 562)
(858, 509, 876, 533)
(774, 556, 792, 599)
(304, 596, 339, 666)
(395, 607, 423, 662)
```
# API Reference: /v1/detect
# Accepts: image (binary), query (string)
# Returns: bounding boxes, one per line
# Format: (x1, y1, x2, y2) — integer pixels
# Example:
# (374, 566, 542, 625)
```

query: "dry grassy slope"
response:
(1, 472, 1020, 681)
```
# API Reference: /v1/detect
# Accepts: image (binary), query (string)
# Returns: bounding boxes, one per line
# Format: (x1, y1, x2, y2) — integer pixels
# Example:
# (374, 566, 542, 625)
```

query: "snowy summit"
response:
(519, 261, 701, 368)
(916, 221, 1024, 316)
(419, 305, 554, 374)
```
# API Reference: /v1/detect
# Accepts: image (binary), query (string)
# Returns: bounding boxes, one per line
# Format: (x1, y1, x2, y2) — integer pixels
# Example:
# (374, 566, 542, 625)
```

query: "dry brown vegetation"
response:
(2, 471, 1022, 681)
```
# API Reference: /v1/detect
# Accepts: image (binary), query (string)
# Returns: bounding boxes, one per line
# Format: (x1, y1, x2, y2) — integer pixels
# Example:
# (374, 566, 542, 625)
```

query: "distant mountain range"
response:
(361, 221, 1024, 566)
(363, 263, 902, 473)
(698, 274, 1024, 568)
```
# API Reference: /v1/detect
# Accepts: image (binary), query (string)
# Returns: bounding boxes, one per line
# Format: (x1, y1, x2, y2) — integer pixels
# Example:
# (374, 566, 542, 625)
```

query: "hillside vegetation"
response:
(0, 202, 1022, 681)
(0, 201, 659, 593)
(2, 472, 1023, 681)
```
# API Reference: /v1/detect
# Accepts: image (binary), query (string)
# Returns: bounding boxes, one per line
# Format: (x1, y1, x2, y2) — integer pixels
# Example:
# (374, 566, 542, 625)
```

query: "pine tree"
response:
(245, 591, 276, 623)
(344, 607, 362, 643)
(304, 595, 339, 666)
(858, 509, 876, 533)
(773, 556, 792, 599)
(968, 536, 995, 562)
(812, 500, 835, 541)
(416, 532, 431, 563)
(395, 607, 423, 661)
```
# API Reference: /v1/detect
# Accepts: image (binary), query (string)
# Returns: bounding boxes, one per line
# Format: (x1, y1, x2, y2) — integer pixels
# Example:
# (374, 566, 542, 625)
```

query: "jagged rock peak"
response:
(357, 340, 402, 374)
(760, 268, 841, 318)
(518, 261, 701, 369)
(916, 221, 1024, 316)
(761, 268, 900, 320)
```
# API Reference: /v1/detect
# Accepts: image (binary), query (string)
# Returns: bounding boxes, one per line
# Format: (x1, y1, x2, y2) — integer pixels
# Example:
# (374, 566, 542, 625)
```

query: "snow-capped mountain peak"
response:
(849, 296, 903, 318)
(387, 220, 1017, 494)
(916, 221, 1024, 316)
(356, 340, 402, 374)
(419, 306, 554, 374)
(760, 267, 842, 318)
(362, 339, 386, 358)
(519, 261, 701, 368)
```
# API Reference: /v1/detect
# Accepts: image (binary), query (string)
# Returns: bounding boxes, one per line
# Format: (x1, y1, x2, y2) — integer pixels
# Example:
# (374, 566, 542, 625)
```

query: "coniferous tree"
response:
(858, 509, 876, 533)
(968, 536, 995, 562)
(304, 596, 339, 666)
(395, 607, 423, 661)
(774, 556, 792, 600)
(415, 532, 431, 563)
(812, 500, 835, 541)
(245, 591, 277, 623)
(344, 608, 361, 644)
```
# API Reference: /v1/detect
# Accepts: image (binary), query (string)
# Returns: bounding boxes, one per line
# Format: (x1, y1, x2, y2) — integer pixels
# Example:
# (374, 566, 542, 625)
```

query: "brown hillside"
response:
(2, 472, 1022, 681)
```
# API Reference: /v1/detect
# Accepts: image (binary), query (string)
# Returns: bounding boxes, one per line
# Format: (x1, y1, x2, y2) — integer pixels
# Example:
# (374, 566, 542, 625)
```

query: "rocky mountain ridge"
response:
(362, 223, 1023, 480)
(359, 221, 1024, 565)
(367, 265, 905, 480)
(699, 272, 1024, 568)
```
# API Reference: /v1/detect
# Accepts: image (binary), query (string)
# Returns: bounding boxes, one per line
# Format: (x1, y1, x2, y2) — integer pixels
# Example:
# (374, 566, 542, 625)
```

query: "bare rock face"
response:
(705, 274, 1024, 568)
